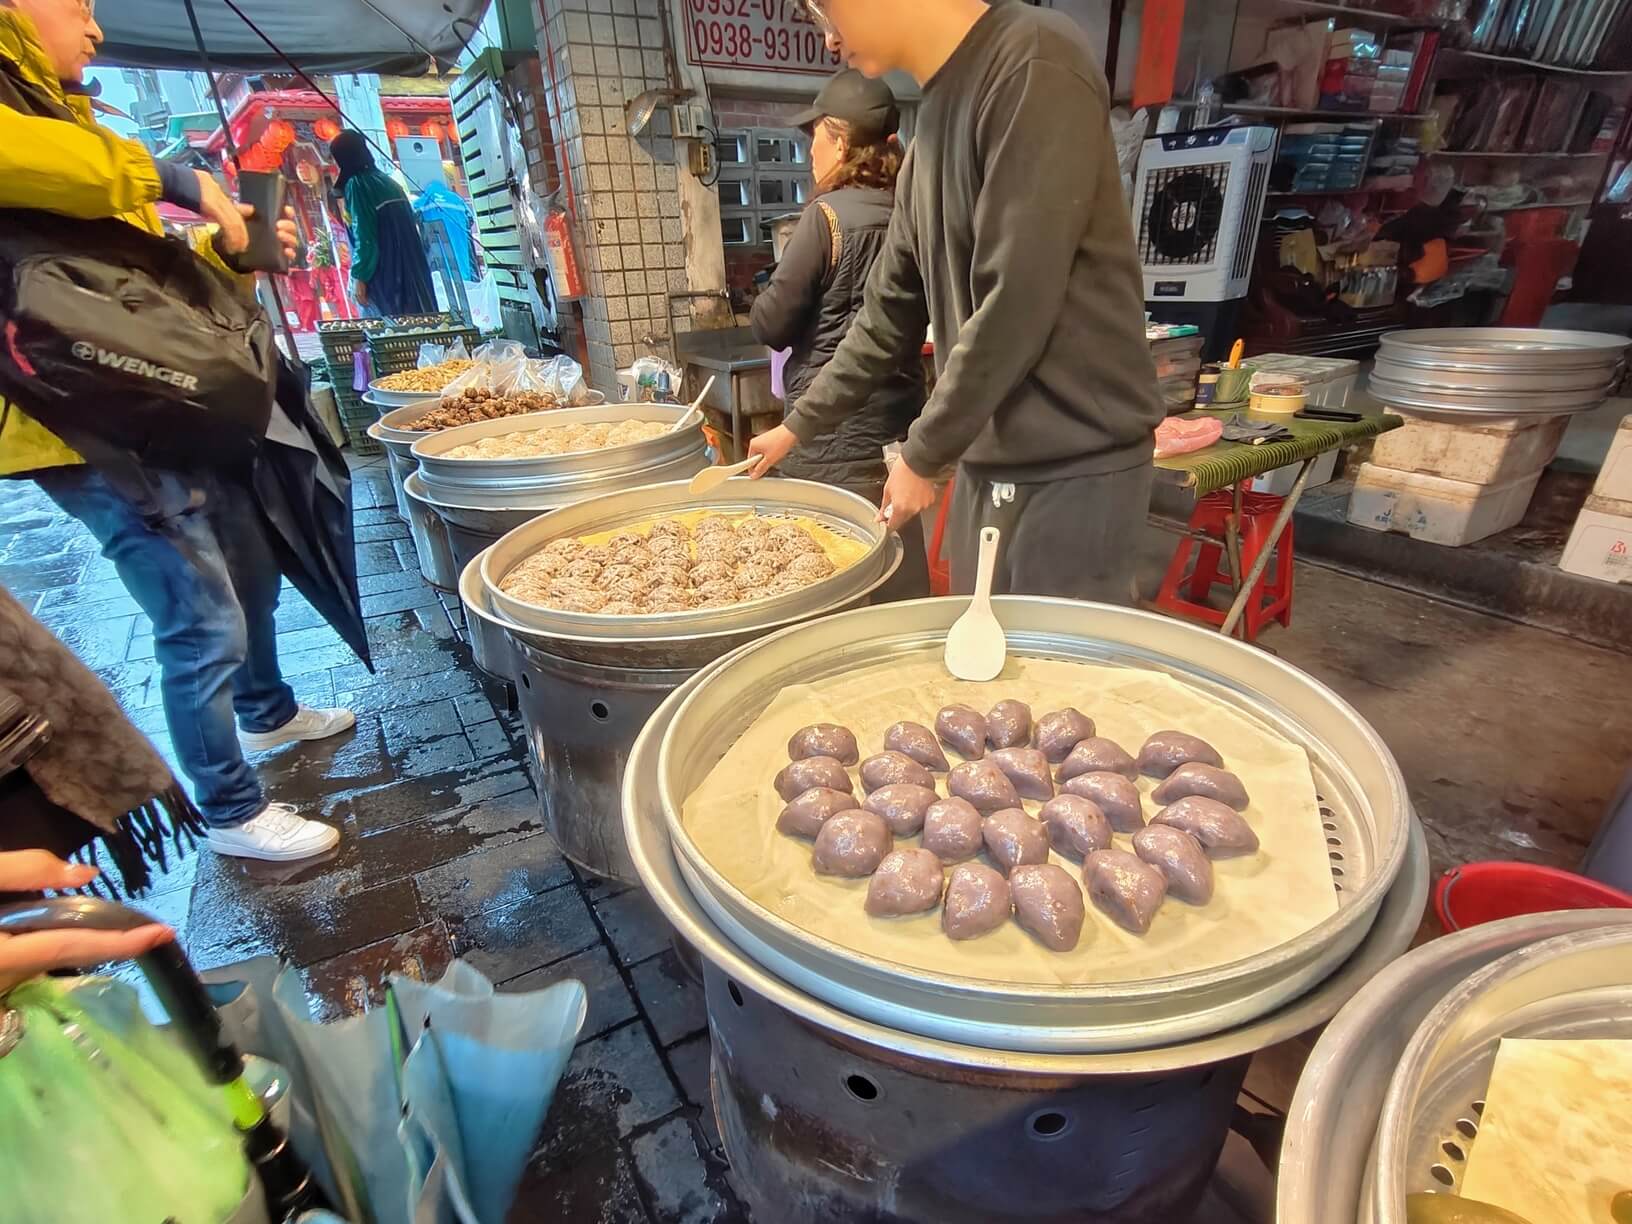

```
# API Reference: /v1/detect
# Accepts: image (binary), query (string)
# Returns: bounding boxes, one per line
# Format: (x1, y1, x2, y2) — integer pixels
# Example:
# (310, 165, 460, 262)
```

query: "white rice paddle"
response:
(944, 526, 1006, 681)
(668, 374, 716, 434)
(688, 455, 758, 495)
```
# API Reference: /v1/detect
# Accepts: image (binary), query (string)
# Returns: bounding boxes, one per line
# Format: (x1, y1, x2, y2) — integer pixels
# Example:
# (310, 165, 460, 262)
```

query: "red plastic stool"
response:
(1155, 487, 1294, 641)
(926, 473, 956, 596)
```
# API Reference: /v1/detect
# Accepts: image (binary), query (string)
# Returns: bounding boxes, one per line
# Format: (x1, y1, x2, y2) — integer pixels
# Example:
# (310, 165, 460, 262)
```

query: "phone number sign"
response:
(684, 0, 841, 75)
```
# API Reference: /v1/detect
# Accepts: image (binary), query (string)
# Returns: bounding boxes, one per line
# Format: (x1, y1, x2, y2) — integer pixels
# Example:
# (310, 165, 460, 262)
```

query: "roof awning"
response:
(96, 0, 493, 75)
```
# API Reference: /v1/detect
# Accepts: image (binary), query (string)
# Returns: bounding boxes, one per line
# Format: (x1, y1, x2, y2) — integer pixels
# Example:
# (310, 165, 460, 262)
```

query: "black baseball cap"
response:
(790, 69, 900, 141)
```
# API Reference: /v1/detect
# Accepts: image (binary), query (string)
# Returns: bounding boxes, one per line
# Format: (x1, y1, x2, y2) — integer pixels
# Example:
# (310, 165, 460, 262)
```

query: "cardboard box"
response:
(1593, 414, 1632, 503)
(1347, 463, 1541, 546)
(1561, 494, 1632, 583)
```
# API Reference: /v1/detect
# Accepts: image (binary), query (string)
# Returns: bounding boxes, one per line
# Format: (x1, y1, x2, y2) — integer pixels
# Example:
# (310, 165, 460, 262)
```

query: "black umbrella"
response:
(253, 357, 373, 671)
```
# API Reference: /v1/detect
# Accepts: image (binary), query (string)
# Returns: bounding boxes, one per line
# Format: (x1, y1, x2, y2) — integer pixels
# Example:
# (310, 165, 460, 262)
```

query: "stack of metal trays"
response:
(1278, 909, 1632, 1223)
(480, 479, 895, 651)
(1365, 923, 1632, 1223)
(646, 597, 1415, 1054)
(1370, 327, 1630, 420)
(623, 615, 1431, 1074)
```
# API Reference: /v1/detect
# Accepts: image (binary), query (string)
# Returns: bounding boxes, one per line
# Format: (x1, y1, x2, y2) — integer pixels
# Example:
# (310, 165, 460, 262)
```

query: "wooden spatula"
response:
(944, 526, 1005, 681)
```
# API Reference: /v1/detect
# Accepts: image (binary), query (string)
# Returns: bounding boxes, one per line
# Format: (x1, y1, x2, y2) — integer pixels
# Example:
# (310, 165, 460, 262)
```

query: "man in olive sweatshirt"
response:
(748, 0, 1163, 602)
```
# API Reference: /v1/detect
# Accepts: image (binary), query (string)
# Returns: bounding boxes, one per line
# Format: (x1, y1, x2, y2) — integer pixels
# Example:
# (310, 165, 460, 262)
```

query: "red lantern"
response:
(314, 116, 340, 142)
(265, 119, 295, 151)
(385, 117, 410, 142)
(419, 119, 444, 141)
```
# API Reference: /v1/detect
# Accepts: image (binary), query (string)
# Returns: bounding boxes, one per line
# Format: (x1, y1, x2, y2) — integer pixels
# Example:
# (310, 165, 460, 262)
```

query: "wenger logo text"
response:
(69, 341, 199, 391)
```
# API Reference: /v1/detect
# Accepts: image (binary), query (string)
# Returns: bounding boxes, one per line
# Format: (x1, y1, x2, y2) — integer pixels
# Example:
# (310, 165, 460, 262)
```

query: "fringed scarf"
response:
(0, 584, 205, 896)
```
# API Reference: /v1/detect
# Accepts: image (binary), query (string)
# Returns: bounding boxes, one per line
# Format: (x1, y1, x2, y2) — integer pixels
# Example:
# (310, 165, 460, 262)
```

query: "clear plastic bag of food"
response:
(472, 338, 525, 366)
(547, 355, 594, 405)
(625, 355, 681, 403)
(417, 341, 447, 368)
(444, 336, 471, 362)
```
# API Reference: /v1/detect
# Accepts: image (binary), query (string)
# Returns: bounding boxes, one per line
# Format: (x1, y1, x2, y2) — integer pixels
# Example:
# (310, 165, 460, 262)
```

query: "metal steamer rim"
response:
(1277, 909, 1632, 1224)
(623, 654, 1431, 1074)
(479, 479, 892, 640)
(652, 597, 1412, 1053)
(1371, 924, 1632, 1223)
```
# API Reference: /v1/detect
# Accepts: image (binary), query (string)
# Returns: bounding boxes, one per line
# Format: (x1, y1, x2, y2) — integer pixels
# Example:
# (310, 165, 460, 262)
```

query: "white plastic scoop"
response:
(668, 374, 715, 434)
(688, 455, 759, 496)
(944, 526, 1006, 681)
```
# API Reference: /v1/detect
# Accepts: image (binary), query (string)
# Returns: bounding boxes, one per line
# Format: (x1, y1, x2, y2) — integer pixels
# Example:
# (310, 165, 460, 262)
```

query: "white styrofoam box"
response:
(1593, 414, 1632, 502)
(1248, 354, 1362, 408)
(1248, 447, 1340, 496)
(1561, 493, 1632, 583)
(1346, 462, 1542, 546)
(1370, 412, 1570, 486)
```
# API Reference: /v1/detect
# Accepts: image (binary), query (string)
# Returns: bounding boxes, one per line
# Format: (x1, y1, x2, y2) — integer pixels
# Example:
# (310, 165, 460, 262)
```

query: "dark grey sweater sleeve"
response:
(749, 204, 829, 350)
(785, 162, 928, 446)
(900, 61, 1105, 477)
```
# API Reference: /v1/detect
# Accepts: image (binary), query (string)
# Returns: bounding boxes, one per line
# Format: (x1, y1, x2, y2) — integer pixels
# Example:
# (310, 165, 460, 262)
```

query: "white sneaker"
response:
(240, 704, 356, 751)
(207, 803, 341, 862)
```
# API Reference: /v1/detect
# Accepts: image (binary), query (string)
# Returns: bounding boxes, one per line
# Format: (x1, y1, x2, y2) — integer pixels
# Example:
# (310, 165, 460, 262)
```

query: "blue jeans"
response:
(36, 465, 298, 828)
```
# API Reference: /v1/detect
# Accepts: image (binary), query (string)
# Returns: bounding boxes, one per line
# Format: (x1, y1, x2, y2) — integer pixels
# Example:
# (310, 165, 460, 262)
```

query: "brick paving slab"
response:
(501, 945, 639, 1042)
(595, 887, 676, 968)
(628, 948, 709, 1049)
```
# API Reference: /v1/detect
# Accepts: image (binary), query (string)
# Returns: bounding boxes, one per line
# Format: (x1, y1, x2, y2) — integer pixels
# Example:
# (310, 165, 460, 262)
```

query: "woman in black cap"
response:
(329, 130, 437, 317)
(750, 69, 930, 598)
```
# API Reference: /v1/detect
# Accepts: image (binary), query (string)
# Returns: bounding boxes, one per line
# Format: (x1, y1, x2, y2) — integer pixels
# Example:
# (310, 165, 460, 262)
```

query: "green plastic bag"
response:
(0, 976, 254, 1224)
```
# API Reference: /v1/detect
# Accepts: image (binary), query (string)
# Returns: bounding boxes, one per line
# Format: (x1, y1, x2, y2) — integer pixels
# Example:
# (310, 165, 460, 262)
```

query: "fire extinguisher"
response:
(544, 205, 585, 300)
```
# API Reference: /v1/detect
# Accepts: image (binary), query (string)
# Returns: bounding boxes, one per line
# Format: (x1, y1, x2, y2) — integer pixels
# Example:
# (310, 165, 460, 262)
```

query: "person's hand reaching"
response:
(0, 851, 174, 995)
(194, 169, 249, 254)
(747, 423, 798, 478)
(879, 460, 937, 533)
(270, 205, 300, 265)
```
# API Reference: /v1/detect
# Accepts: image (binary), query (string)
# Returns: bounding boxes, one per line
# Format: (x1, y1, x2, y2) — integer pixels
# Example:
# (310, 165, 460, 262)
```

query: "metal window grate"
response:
(1140, 162, 1229, 267)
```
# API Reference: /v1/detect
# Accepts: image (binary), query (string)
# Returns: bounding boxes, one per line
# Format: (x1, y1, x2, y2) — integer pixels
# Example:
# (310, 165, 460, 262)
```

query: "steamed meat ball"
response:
(1150, 763, 1250, 811)
(942, 862, 1012, 941)
(786, 552, 835, 583)
(883, 721, 950, 772)
(775, 756, 853, 801)
(1137, 730, 1224, 778)
(865, 848, 946, 916)
(987, 747, 1055, 800)
(1061, 771, 1145, 832)
(689, 559, 734, 586)
(1132, 825, 1214, 905)
(1083, 849, 1168, 935)
(1057, 737, 1139, 782)
(935, 704, 987, 760)
(1041, 794, 1113, 861)
(787, 723, 861, 766)
(1009, 864, 1086, 952)
(986, 700, 1032, 749)
(1033, 708, 1096, 763)
(812, 810, 893, 877)
(1151, 796, 1259, 858)
(922, 797, 985, 863)
(859, 751, 935, 793)
(863, 783, 939, 836)
(982, 808, 1051, 874)
(947, 760, 1021, 813)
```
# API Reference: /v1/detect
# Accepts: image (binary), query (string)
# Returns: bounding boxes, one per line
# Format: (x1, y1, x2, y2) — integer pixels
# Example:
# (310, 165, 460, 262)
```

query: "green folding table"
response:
(1154, 409, 1403, 637)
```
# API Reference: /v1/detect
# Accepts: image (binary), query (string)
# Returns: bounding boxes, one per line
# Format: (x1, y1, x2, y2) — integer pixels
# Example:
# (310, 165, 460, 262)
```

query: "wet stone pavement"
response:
(8, 454, 1632, 1224)
(0, 456, 747, 1224)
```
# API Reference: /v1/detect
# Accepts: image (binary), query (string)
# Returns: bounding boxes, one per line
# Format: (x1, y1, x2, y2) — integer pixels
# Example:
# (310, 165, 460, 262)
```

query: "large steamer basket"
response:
(407, 402, 709, 574)
(1277, 908, 1632, 1224)
(1372, 327, 1629, 420)
(654, 597, 1412, 1054)
(624, 661, 1429, 1223)
(1370, 923, 1632, 1223)
(483, 479, 903, 883)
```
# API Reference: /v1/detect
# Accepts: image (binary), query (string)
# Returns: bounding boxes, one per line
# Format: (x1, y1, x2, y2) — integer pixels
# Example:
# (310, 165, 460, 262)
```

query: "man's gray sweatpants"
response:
(947, 462, 1154, 604)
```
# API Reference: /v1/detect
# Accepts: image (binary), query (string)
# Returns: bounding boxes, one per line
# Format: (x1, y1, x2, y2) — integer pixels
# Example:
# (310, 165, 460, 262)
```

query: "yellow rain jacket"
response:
(0, 7, 167, 477)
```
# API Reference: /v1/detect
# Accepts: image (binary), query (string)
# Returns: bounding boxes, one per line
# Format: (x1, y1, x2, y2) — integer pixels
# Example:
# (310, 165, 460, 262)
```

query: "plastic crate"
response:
(365, 325, 482, 378)
(321, 315, 468, 453)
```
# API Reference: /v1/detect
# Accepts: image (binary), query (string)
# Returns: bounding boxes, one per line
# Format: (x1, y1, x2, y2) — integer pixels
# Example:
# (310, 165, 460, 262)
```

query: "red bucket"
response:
(1434, 861, 1632, 933)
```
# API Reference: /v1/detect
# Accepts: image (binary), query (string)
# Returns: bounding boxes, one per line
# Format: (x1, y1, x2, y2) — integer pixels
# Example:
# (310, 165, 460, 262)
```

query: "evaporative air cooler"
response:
(1135, 125, 1276, 362)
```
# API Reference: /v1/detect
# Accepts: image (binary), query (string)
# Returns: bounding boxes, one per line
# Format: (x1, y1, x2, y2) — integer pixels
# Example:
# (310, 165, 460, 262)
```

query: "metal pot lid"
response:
(481, 479, 893, 642)
(650, 597, 1413, 1054)
(625, 657, 1429, 1073)
(1278, 908, 1632, 1224)
(1371, 360, 1621, 395)
(1366, 374, 1614, 418)
(1380, 327, 1630, 369)
(1372, 923, 1632, 1223)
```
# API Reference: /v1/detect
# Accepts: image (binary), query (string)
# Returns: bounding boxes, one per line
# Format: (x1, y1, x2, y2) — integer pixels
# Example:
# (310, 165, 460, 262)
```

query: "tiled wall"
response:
(535, 0, 688, 388)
